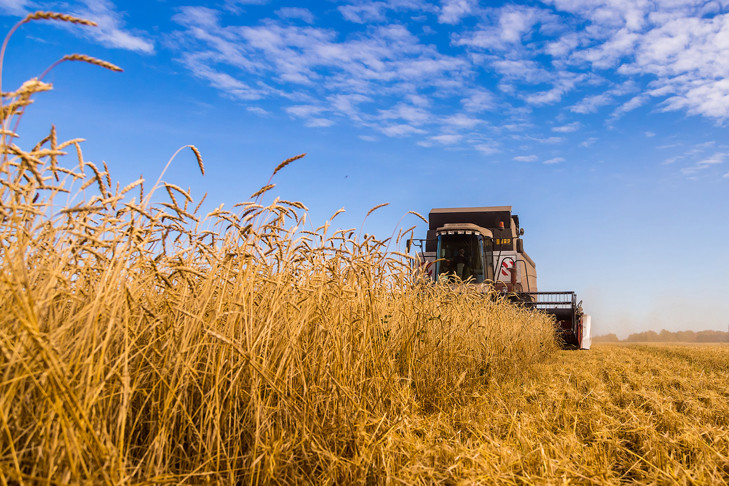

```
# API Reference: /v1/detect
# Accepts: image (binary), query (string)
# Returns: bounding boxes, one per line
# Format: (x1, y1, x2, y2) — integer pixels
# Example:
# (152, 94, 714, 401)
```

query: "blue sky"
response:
(2, 0, 729, 337)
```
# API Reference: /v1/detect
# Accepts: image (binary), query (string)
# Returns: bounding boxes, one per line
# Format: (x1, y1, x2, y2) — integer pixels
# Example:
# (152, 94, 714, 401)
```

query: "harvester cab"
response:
(409, 206, 591, 349)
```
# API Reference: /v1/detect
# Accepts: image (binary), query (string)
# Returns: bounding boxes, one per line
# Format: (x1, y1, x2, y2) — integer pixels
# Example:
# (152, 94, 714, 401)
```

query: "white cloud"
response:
(514, 155, 538, 162)
(527, 135, 564, 144)
(461, 89, 495, 112)
(379, 124, 426, 137)
(338, 2, 387, 23)
(665, 143, 729, 176)
(443, 113, 482, 129)
(697, 153, 728, 166)
(475, 3, 729, 120)
(486, 59, 583, 106)
(645, 131, 655, 137)
(525, 75, 581, 105)
(453, 5, 552, 49)
(545, 32, 580, 58)
(489, 59, 546, 83)
(450, 1, 729, 123)
(247, 106, 269, 116)
(305, 118, 335, 128)
(552, 3, 729, 121)
(543, 0, 650, 30)
(74, 0, 154, 53)
(0, 0, 154, 53)
(552, 121, 581, 132)
(681, 151, 729, 176)
(657, 143, 681, 150)
(571, 93, 612, 113)
(329, 93, 371, 119)
(181, 54, 263, 100)
(574, 27, 641, 69)
(439, 0, 476, 25)
(406, 94, 431, 107)
(175, 14, 468, 97)
(609, 93, 649, 121)
(338, 1, 431, 24)
(168, 1, 729, 152)
(543, 157, 565, 164)
(499, 6, 547, 44)
(659, 78, 729, 119)
(173, 10, 478, 140)
(286, 105, 325, 118)
(379, 103, 431, 125)
(431, 133, 463, 144)
(276, 7, 315, 23)
(0, 0, 31, 15)
(474, 143, 499, 155)
(224, 0, 270, 11)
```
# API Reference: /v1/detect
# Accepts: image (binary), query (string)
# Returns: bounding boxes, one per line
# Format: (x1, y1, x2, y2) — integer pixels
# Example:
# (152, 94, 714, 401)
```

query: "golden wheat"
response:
(23, 11, 97, 26)
(4, 13, 726, 486)
(0, 59, 558, 484)
(271, 152, 305, 177)
(366, 202, 390, 218)
(54, 54, 123, 73)
(188, 145, 205, 176)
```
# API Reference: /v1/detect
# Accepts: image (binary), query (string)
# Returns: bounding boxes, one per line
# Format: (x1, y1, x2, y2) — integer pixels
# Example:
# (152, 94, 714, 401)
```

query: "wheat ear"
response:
(366, 203, 389, 218)
(407, 211, 428, 224)
(272, 153, 306, 177)
(189, 145, 205, 176)
(40, 54, 123, 80)
(23, 11, 97, 27)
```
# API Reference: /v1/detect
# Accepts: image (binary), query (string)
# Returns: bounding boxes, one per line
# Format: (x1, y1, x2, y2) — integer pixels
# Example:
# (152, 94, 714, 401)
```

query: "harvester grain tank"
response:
(410, 206, 591, 349)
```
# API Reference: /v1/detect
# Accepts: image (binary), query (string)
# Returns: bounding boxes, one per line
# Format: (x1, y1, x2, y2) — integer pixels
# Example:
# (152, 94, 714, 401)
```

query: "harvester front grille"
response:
(517, 291, 577, 310)
(515, 291, 582, 347)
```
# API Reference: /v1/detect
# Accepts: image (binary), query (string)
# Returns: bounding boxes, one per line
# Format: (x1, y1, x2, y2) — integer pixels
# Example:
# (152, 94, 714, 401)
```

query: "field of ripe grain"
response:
(1, 17, 559, 483)
(405, 343, 729, 484)
(2, 13, 729, 486)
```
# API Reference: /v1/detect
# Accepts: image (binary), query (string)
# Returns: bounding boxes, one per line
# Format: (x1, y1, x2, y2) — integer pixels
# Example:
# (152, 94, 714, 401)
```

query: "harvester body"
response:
(412, 206, 590, 349)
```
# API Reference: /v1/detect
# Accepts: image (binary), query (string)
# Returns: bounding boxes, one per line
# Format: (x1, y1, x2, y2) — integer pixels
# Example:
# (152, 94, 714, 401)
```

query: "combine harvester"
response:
(409, 206, 591, 349)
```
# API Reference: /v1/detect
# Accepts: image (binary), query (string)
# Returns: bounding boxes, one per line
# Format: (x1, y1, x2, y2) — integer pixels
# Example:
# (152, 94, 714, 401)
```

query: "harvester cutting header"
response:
(409, 206, 591, 349)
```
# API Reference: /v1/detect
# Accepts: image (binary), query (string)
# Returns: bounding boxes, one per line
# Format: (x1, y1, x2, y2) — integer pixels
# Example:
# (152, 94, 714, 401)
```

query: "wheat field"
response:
(2, 12, 729, 485)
